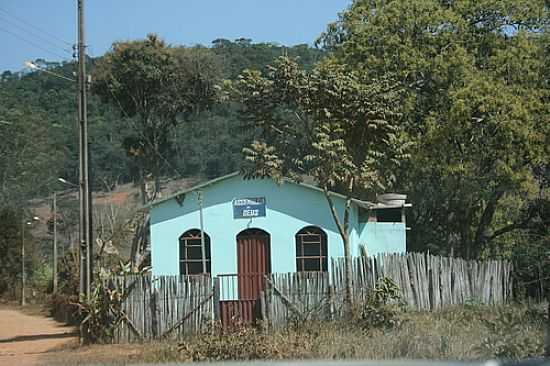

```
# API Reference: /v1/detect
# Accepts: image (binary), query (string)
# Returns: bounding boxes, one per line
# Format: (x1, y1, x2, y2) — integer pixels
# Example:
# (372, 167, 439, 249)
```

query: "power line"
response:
(27, 62, 76, 82)
(0, 14, 73, 54)
(0, 26, 68, 60)
(0, 7, 72, 47)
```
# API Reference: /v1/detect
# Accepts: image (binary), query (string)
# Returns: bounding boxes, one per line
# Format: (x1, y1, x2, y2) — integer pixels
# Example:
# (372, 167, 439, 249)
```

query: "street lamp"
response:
(25, 61, 76, 82)
(58, 177, 78, 187)
(21, 215, 40, 306)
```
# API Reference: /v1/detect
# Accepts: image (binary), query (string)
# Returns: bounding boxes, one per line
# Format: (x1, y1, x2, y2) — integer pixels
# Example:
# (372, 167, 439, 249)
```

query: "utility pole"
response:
(53, 192, 58, 294)
(77, 0, 91, 300)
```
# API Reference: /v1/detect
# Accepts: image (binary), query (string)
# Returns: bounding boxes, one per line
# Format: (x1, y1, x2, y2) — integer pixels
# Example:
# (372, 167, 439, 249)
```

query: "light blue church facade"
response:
(147, 172, 409, 279)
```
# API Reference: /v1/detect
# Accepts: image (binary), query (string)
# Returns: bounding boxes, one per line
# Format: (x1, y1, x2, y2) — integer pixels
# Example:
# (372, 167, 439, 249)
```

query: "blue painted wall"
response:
(358, 222, 406, 257)
(150, 175, 405, 277)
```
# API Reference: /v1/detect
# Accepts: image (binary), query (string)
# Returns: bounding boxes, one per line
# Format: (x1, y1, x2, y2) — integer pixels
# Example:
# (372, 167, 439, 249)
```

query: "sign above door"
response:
(233, 197, 266, 219)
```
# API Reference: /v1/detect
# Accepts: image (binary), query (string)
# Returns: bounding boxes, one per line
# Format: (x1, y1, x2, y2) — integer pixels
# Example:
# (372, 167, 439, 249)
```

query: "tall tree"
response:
(226, 56, 409, 308)
(0, 104, 63, 208)
(92, 34, 220, 267)
(319, 0, 550, 258)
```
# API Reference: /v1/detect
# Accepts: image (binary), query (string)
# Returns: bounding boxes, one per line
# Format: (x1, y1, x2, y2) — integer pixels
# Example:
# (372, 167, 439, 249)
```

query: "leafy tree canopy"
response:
(319, 0, 550, 258)
(226, 55, 410, 306)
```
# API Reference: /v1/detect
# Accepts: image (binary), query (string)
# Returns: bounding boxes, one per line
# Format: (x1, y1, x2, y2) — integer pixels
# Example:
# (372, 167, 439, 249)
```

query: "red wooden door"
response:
(220, 229, 271, 326)
(237, 229, 270, 301)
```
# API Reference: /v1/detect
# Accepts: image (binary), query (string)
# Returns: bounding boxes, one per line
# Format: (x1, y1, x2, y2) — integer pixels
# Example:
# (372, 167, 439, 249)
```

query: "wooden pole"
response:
(77, 0, 91, 300)
(197, 191, 206, 274)
(53, 192, 58, 294)
(21, 219, 26, 306)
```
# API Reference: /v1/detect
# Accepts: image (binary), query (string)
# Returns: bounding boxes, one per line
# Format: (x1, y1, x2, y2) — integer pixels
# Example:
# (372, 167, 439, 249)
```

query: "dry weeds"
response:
(44, 304, 547, 365)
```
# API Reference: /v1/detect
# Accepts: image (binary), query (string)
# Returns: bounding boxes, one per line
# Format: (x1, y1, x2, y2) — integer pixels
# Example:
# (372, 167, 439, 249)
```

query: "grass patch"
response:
(46, 304, 547, 365)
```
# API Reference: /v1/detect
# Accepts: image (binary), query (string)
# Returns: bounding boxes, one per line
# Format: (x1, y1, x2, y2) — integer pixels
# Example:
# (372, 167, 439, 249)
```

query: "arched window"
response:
(295, 226, 328, 272)
(179, 229, 211, 275)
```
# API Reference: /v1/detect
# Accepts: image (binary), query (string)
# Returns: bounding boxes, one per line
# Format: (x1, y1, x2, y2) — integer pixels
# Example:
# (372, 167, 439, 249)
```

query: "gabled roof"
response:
(143, 172, 410, 210)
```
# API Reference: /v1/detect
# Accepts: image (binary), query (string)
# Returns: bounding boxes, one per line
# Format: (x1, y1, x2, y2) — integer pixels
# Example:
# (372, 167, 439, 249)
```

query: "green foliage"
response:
(226, 55, 410, 307)
(0, 95, 65, 207)
(477, 306, 545, 359)
(0, 208, 23, 296)
(92, 34, 221, 191)
(0, 208, 43, 299)
(30, 262, 53, 293)
(371, 277, 402, 306)
(48, 305, 546, 363)
(319, 0, 550, 258)
(360, 277, 404, 329)
(227, 56, 410, 194)
(0, 39, 322, 206)
(78, 264, 150, 344)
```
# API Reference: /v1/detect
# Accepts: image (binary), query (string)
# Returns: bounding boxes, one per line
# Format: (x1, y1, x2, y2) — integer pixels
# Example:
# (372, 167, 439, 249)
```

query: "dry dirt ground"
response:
(0, 306, 78, 366)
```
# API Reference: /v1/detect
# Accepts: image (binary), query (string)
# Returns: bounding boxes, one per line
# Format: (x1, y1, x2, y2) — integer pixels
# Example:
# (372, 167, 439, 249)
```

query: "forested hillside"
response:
(0, 39, 323, 206)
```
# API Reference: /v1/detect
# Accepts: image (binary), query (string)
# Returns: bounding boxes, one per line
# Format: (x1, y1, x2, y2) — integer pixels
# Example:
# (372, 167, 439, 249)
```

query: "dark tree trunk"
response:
(473, 190, 504, 257)
(342, 232, 353, 312)
(546, 299, 550, 357)
(323, 183, 354, 314)
(130, 177, 152, 270)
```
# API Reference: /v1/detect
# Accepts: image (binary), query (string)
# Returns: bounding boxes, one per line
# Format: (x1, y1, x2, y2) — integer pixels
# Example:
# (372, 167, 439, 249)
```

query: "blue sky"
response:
(0, 0, 351, 72)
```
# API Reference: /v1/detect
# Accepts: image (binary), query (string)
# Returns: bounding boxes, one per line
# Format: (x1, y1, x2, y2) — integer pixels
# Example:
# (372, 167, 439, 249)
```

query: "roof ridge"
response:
(142, 172, 409, 210)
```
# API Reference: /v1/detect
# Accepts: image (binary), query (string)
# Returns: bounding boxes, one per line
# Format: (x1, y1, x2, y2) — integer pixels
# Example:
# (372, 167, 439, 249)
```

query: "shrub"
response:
(178, 322, 315, 361)
(477, 306, 545, 360)
(77, 263, 150, 344)
(358, 277, 404, 330)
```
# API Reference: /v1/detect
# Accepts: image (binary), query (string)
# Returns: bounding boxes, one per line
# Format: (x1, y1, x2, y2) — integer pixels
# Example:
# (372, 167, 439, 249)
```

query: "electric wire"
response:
(0, 26, 68, 60)
(0, 13, 73, 54)
(31, 65, 76, 82)
(0, 7, 72, 47)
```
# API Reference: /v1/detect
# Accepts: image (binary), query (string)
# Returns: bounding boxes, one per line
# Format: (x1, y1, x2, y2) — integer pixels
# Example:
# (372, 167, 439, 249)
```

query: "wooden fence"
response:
(332, 252, 513, 310)
(106, 275, 213, 343)
(263, 272, 331, 327)
(263, 253, 512, 326)
(106, 252, 512, 341)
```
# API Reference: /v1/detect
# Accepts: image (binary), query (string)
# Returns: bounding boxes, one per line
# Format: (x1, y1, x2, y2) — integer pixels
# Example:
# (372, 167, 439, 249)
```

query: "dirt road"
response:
(0, 308, 77, 366)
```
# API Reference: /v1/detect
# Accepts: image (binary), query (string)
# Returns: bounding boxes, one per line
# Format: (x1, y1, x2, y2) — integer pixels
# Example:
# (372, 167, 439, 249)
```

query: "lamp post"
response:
(21, 216, 40, 306)
(53, 187, 73, 294)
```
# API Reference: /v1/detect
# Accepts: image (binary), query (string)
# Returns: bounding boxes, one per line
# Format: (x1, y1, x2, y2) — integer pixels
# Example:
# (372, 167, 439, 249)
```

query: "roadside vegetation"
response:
(47, 304, 547, 364)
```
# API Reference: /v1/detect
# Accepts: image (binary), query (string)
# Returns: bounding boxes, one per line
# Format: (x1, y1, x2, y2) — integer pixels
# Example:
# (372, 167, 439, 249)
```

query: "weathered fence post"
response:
(545, 299, 550, 357)
(150, 285, 158, 338)
(260, 290, 268, 333)
(327, 284, 334, 320)
(213, 276, 220, 322)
